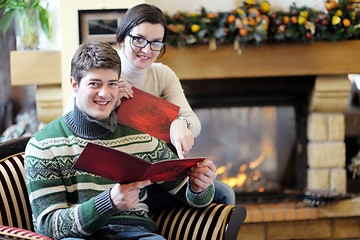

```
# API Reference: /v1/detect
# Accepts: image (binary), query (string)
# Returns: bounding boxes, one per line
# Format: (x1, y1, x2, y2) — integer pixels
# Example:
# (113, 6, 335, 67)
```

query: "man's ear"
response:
(70, 77, 78, 92)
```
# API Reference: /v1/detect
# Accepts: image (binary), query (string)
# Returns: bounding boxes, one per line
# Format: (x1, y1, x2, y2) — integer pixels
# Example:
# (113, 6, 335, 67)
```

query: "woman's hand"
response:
(170, 118, 194, 159)
(188, 160, 217, 193)
(110, 180, 151, 211)
(118, 79, 133, 100)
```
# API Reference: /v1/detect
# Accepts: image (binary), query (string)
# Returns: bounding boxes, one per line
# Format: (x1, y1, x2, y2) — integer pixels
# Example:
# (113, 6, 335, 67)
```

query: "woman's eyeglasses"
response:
(128, 34, 165, 51)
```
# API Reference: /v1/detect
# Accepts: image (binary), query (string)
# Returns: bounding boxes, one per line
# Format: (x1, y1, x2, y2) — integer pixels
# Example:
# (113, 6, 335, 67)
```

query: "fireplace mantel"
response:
(159, 40, 360, 80)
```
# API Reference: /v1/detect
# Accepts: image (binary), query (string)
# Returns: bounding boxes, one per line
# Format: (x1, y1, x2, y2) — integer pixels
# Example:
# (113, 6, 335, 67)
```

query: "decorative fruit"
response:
(260, 1, 271, 13)
(332, 15, 341, 25)
(298, 16, 307, 25)
(239, 28, 248, 36)
(227, 14, 236, 23)
(245, 0, 256, 5)
(291, 16, 298, 24)
(342, 18, 351, 27)
(325, 0, 339, 11)
(283, 16, 290, 24)
(191, 24, 200, 32)
(335, 9, 343, 16)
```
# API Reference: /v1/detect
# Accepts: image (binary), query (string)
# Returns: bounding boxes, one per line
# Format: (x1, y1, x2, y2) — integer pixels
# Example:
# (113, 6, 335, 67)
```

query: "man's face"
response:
(72, 68, 119, 120)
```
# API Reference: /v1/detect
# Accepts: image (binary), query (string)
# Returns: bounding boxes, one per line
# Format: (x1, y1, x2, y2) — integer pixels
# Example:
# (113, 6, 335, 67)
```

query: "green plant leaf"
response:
(31, 0, 41, 8)
(0, 0, 51, 39)
(37, 5, 50, 39)
(0, 9, 15, 35)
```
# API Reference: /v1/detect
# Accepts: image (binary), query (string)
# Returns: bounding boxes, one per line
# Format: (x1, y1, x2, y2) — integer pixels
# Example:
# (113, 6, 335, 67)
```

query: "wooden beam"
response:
(159, 40, 360, 80)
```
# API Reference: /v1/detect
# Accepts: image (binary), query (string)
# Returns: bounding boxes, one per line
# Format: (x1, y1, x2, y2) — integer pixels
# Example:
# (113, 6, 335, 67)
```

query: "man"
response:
(25, 41, 216, 240)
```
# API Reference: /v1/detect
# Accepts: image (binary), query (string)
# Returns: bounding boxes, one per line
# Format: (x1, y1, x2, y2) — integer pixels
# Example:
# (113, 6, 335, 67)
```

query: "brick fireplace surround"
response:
(160, 40, 360, 239)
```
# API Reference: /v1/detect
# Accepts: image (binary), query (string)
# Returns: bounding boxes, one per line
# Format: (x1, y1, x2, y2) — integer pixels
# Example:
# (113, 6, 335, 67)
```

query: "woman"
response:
(116, 4, 198, 159)
(115, 3, 235, 208)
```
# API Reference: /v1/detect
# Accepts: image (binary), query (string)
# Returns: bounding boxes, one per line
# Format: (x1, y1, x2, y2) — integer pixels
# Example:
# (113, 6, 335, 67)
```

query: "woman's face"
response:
(122, 22, 165, 69)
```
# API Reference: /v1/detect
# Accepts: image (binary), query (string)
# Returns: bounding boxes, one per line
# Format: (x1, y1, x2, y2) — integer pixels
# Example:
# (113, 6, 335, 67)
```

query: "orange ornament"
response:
(342, 18, 351, 27)
(227, 15, 236, 23)
(207, 12, 219, 18)
(168, 24, 178, 33)
(283, 16, 290, 24)
(291, 16, 298, 24)
(239, 28, 248, 36)
(248, 18, 257, 26)
(325, 0, 339, 11)
(248, 7, 260, 17)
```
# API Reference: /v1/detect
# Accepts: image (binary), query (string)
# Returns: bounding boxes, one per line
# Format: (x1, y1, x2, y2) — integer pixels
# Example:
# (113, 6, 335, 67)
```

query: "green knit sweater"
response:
(24, 109, 214, 239)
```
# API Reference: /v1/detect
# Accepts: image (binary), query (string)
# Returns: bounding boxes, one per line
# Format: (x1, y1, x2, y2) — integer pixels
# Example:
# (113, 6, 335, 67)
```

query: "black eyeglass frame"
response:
(127, 33, 166, 51)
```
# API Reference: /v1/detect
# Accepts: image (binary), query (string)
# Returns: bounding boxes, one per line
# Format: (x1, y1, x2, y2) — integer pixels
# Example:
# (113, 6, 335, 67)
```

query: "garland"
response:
(165, 0, 360, 53)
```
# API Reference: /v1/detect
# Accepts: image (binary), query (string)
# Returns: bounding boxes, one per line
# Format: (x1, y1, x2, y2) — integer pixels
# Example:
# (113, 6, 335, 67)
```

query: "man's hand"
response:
(170, 119, 194, 159)
(110, 180, 151, 211)
(188, 160, 217, 193)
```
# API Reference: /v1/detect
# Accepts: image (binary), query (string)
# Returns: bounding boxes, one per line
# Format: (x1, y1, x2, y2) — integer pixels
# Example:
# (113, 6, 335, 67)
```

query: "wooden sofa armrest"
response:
(0, 225, 51, 240)
(225, 204, 247, 240)
(151, 203, 246, 240)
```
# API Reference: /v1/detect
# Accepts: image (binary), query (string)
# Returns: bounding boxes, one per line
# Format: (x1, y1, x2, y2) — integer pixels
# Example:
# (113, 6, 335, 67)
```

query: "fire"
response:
(215, 106, 278, 192)
(249, 152, 265, 169)
(223, 173, 247, 188)
(218, 152, 267, 191)
(217, 166, 227, 175)
(239, 163, 248, 172)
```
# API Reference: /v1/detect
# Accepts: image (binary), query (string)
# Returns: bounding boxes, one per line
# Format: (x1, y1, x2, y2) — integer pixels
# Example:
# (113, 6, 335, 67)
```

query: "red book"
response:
(117, 87, 180, 142)
(73, 142, 205, 183)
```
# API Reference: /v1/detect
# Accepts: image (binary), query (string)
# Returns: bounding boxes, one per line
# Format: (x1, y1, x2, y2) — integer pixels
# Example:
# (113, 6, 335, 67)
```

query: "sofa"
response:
(0, 136, 246, 240)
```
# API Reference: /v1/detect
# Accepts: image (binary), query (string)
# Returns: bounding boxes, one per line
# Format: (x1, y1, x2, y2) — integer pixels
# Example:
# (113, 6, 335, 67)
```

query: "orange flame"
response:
(249, 152, 265, 169)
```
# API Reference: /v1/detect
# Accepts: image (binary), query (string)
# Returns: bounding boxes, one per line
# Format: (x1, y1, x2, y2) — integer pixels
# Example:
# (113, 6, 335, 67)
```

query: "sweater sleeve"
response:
(24, 137, 118, 239)
(150, 142, 215, 208)
(157, 177, 215, 208)
(153, 63, 201, 138)
(186, 182, 215, 207)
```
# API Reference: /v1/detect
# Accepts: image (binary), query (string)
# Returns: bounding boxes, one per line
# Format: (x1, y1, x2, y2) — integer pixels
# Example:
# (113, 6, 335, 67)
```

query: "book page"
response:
(117, 87, 180, 142)
(73, 142, 205, 183)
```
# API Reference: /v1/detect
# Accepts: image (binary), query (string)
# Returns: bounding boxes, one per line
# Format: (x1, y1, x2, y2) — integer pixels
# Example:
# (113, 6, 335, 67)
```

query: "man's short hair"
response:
(71, 41, 121, 84)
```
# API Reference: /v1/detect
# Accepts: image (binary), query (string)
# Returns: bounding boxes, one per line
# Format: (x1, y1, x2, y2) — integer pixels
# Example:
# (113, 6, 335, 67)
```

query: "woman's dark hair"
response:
(116, 3, 168, 57)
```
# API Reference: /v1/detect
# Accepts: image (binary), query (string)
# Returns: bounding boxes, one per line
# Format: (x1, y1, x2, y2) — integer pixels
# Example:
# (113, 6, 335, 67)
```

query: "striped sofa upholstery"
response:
(0, 136, 51, 239)
(0, 137, 246, 240)
(151, 203, 246, 240)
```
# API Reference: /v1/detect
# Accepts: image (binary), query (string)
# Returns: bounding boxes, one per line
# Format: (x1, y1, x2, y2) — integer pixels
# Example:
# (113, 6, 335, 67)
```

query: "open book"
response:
(117, 87, 180, 142)
(73, 142, 205, 183)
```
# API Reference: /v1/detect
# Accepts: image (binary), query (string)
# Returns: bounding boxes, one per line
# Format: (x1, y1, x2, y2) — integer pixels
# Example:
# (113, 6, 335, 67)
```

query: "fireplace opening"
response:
(187, 106, 297, 195)
(182, 76, 316, 202)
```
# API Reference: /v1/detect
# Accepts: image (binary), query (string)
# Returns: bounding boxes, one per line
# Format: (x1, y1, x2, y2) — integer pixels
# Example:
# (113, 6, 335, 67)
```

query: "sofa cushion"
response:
(0, 151, 33, 231)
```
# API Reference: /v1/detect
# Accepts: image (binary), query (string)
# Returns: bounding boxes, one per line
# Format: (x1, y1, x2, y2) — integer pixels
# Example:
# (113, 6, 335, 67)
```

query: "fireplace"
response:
(184, 76, 315, 201)
(159, 42, 360, 239)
